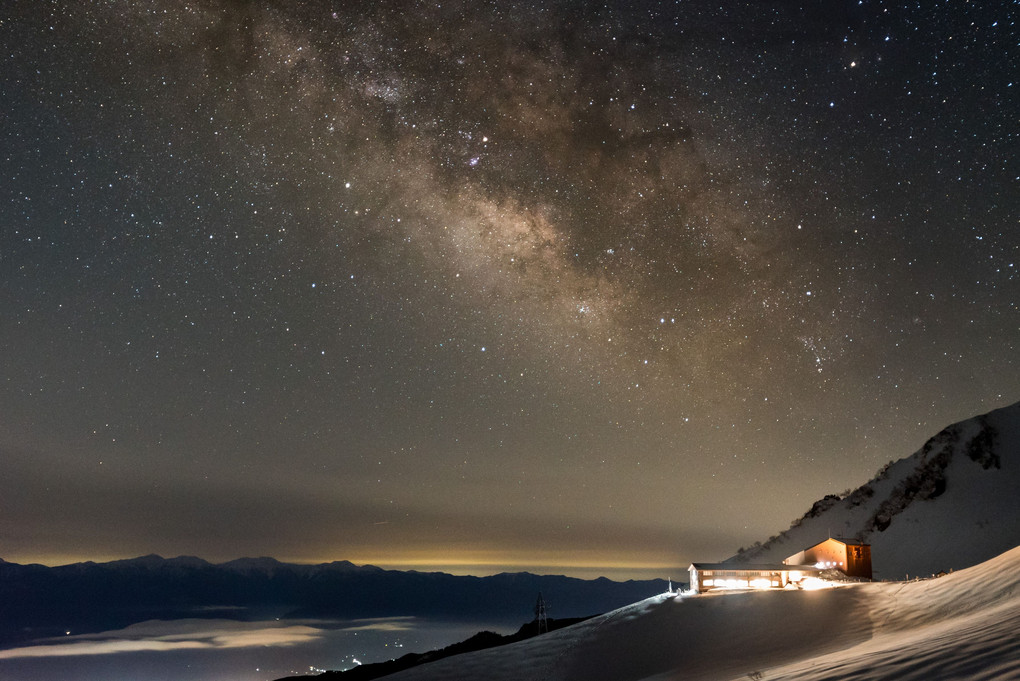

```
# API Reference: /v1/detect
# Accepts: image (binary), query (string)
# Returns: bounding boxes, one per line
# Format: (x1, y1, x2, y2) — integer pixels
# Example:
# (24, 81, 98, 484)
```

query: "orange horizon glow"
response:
(5, 548, 688, 581)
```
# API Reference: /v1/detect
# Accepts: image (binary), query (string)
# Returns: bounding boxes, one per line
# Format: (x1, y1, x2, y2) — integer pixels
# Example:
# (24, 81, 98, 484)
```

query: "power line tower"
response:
(534, 592, 548, 634)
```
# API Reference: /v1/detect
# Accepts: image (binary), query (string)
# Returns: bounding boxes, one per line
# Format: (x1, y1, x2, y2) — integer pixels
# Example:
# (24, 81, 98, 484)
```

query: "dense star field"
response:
(1, 0, 1016, 577)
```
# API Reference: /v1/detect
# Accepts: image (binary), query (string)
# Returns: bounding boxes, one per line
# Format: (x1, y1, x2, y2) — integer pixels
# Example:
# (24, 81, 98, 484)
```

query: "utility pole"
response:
(534, 592, 548, 634)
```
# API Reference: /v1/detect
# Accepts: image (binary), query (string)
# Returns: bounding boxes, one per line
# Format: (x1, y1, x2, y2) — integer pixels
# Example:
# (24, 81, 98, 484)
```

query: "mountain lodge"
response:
(689, 538, 873, 594)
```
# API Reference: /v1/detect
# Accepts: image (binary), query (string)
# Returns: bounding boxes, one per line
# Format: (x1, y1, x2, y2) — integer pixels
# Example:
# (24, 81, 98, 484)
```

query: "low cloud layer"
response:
(0, 617, 415, 659)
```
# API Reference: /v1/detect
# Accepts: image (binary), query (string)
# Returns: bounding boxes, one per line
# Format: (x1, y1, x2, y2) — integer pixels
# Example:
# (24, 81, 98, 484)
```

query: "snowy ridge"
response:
(728, 400, 1020, 579)
(377, 545, 1020, 681)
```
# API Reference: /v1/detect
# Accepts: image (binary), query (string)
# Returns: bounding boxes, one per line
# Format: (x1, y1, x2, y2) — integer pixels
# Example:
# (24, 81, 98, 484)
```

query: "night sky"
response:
(2, 0, 1016, 580)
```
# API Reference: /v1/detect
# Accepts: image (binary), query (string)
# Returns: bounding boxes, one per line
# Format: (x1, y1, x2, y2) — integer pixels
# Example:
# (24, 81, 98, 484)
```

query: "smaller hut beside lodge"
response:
(689, 537, 872, 594)
(783, 537, 872, 579)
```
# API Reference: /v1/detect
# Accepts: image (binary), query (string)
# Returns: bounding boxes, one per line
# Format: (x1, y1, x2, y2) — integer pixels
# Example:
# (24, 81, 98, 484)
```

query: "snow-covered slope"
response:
(378, 545, 1020, 681)
(729, 400, 1020, 579)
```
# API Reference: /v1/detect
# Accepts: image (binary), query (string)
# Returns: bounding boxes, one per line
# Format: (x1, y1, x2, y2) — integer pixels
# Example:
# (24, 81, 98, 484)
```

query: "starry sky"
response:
(1, 0, 1016, 580)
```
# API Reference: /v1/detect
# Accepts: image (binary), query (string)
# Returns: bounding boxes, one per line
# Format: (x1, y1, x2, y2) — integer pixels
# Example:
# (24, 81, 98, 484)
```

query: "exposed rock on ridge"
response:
(728, 400, 1018, 579)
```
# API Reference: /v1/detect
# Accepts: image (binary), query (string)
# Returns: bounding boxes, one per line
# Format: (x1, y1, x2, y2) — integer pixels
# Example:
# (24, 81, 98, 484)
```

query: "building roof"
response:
(689, 563, 824, 572)
(809, 537, 870, 547)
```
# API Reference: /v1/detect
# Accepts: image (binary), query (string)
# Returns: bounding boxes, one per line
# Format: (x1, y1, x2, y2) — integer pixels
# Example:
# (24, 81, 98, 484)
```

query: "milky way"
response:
(1, 0, 1016, 577)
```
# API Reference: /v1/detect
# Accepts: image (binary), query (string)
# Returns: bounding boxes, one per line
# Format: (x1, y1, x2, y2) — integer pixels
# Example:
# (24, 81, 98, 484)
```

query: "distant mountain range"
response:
(0, 555, 667, 648)
(728, 399, 1020, 579)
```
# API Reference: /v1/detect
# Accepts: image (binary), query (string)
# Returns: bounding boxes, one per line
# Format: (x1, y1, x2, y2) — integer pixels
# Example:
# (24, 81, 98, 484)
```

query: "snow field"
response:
(380, 545, 1020, 681)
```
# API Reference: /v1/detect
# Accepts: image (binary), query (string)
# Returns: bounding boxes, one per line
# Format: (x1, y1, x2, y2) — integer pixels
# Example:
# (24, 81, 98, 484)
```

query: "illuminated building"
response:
(783, 538, 873, 580)
(688, 538, 872, 593)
